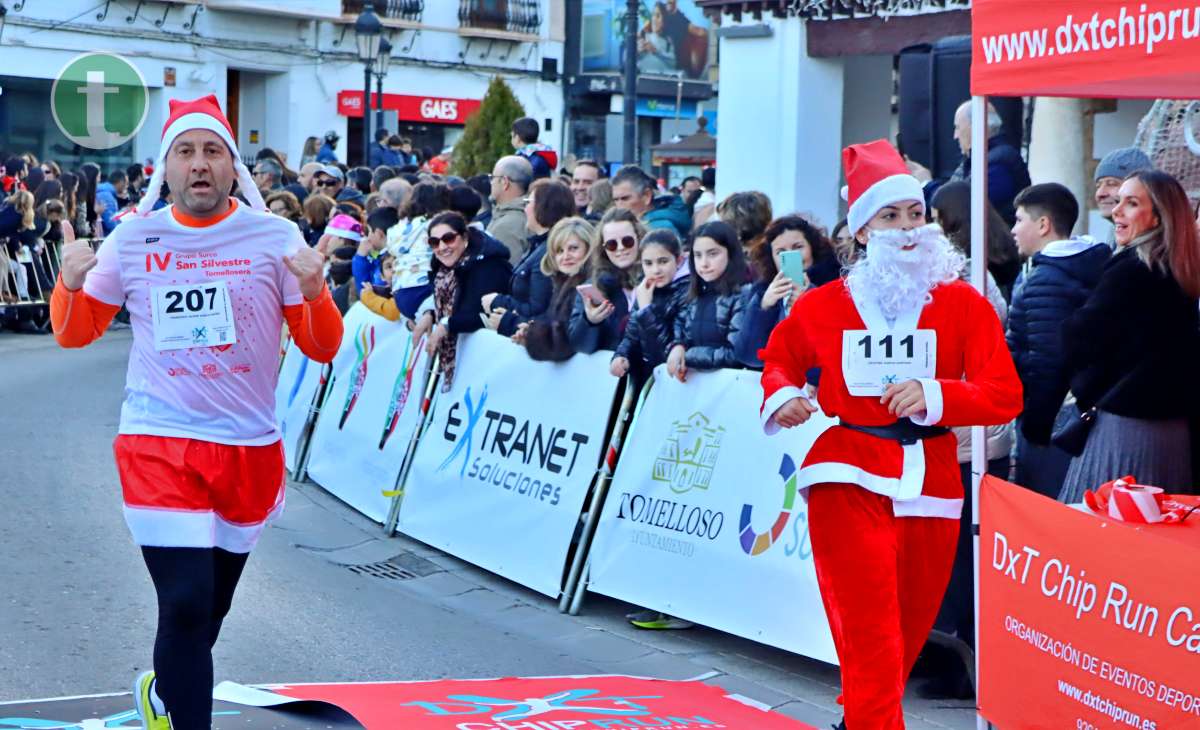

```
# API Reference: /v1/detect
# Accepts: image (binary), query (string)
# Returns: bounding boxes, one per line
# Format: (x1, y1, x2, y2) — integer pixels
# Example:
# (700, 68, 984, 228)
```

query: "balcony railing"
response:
(342, 0, 424, 22)
(458, 0, 541, 36)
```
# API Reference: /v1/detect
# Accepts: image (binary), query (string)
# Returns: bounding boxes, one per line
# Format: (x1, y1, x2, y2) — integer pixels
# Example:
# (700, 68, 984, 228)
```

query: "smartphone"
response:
(779, 250, 808, 285)
(576, 283, 608, 306)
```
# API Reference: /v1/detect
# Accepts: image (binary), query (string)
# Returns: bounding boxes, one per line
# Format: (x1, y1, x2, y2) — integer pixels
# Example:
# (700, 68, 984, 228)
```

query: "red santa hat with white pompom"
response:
(134, 94, 265, 217)
(841, 139, 926, 236)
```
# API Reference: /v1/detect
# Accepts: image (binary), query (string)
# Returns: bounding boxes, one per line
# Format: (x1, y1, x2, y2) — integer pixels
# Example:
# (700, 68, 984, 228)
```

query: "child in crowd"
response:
(352, 207, 400, 292)
(667, 221, 748, 382)
(610, 228, 689, 384)
(522, 217, 596, 362)
(1007, 182, 1111, 498)
(568, 207, 644, 353)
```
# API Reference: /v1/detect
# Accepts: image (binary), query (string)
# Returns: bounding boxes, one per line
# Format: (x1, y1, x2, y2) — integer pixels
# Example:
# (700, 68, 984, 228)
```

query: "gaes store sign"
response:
(336, 91, 481, 124)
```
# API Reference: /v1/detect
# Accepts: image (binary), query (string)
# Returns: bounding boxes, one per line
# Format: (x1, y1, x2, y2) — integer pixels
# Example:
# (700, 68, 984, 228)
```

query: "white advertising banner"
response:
(586, 367, 839, 664)
(276, 339, 325, 473)
(398, 331, 620, 597)
(305, 304, 430, 523)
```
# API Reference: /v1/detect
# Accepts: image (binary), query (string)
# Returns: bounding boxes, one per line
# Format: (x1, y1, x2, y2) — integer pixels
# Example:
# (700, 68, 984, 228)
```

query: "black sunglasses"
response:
(604, 235, 637, 252)
(428, 231, 460, 249)
(317, 179, 339, 187)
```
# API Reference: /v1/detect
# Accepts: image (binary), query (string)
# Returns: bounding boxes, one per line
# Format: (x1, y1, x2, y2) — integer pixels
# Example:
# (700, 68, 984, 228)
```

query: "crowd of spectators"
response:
(6, 110, 1200, 702)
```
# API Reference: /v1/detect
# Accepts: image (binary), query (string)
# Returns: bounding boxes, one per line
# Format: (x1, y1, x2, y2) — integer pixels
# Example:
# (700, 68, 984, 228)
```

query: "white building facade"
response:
(0, 0, 565, 171)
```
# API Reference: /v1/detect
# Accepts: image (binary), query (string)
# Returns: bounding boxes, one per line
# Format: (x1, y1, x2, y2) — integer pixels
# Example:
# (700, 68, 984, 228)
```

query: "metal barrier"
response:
(560, 376, 647, 613)
(383, 353, 440, 537)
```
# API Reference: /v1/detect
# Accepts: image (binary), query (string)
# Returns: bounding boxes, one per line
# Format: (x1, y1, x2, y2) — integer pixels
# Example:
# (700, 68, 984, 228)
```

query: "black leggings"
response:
(141, 547, 249, 730)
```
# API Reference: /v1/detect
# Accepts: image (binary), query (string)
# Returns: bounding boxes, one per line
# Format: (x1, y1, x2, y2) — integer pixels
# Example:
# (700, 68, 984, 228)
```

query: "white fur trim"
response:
(796, 459, 957, 519)
(123, 500, 283, 553)
(135, 112, 266, 216)
(796, 461, 903, 496)
(892, 495, 963, 519)
(761, 385, 808, 435)
(897, 441, 925, 500)
(847, 173, 925, 235)
(908, 378, 944, 426)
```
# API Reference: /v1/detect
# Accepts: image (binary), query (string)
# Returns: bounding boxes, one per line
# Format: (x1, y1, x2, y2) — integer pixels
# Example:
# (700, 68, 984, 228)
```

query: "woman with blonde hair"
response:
(567, 207, 645, 353)
(5, 190, 38, 299)
(521, 217, 596, 361)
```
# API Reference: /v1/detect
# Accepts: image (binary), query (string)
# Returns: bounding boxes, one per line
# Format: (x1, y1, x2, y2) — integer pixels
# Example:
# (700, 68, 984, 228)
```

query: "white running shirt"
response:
(84, 203, 305, 445)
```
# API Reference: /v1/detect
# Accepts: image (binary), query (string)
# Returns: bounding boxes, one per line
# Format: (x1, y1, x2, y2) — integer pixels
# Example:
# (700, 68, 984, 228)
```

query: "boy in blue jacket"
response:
(1007, 183, 1111, 497)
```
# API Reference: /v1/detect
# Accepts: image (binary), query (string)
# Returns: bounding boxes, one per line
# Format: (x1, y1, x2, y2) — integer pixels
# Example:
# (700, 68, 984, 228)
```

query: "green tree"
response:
(452, 76, 526, 178)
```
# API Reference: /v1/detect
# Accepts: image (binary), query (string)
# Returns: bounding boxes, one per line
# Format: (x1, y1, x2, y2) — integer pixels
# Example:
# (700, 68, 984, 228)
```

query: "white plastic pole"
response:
(970, 95, 992, 730)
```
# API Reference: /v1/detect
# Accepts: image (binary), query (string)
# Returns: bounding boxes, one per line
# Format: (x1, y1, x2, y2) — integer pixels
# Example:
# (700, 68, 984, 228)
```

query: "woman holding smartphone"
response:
(735, 214, 838, 369)
(567, 207, 645, 353)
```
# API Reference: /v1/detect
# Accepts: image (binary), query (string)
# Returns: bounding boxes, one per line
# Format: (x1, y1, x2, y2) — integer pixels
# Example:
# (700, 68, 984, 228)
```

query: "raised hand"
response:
(282, 246, 327, 301)
(60, 241, 98, 291)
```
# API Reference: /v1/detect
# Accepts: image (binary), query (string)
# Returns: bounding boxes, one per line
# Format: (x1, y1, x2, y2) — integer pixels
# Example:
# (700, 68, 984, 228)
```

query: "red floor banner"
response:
(979, 476, 1200, 729)
(264, 675, 813, 729)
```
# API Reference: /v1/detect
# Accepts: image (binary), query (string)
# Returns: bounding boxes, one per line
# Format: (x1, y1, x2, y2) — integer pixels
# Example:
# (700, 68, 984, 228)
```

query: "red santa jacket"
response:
(759, 278, 1022, 518)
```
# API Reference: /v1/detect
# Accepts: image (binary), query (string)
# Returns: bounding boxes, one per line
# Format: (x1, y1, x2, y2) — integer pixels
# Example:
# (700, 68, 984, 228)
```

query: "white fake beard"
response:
(845, 224, 965, 320)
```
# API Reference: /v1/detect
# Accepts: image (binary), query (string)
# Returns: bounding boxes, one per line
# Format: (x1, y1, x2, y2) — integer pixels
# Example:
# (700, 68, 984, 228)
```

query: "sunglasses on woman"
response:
(429, 231, 460, 249)
(604, 235, 637, 252)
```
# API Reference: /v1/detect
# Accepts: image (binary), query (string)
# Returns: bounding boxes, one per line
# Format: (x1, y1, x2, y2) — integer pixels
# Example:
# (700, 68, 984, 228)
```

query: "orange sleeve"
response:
(359, 287, 401, 322)
(283, 284, 343, 364)
(51, 275, 121, 348)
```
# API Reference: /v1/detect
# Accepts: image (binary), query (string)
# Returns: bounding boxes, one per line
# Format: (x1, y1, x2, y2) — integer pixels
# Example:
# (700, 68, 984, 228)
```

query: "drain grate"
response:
(348, 562, 420, 581)
(345, 551, 443, 581)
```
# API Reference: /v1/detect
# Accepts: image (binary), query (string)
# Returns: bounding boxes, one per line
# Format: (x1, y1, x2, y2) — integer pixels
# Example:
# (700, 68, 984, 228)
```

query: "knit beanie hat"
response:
(326, 213, 364, 242)
(842, 139, 926, 235)
(135, 94, 265, 217)
(1094, 147, 1152, 183)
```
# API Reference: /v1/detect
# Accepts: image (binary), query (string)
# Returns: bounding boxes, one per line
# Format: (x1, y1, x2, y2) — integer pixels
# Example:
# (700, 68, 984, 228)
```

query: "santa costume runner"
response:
(759, 140, 1022, 728)
(50, 95, 343, 730)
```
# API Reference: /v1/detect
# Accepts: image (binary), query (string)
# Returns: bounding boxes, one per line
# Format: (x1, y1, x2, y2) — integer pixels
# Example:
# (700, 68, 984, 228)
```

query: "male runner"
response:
(51, 95, 343, 730)
(760, 140, 1021, 728)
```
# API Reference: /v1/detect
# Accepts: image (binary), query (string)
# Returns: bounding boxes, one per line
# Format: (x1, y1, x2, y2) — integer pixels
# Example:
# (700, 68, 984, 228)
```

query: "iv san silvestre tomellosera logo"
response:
(436, 385, 593, 508)
(51, 53, 149, 150)
(616, 413, 728, 551)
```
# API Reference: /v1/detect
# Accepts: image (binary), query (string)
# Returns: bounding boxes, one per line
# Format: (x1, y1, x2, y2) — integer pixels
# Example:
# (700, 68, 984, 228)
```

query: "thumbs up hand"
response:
(282, 246, 326, 301)
(61, 240, 98, 291)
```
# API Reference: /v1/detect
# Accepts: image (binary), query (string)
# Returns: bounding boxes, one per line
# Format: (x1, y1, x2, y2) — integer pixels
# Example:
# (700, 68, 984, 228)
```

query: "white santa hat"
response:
(841, 139, 925, 236)
(135, 94, 266, 217)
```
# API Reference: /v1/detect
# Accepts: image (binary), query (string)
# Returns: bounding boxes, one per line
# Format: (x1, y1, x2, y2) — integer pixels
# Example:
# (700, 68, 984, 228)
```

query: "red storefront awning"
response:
(971, 0, 1200, 99)
(337, 91, 482, 124)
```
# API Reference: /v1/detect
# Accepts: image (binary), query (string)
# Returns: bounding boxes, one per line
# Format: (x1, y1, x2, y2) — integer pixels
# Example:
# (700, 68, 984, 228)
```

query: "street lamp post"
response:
(375, 37, 392, 134)
(355, 1, 383, 167)
(622, 0, 638, 165)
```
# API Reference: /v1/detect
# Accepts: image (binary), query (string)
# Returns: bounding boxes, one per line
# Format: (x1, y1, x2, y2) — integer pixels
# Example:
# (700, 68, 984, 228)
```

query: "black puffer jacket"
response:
(1063, 245, 1200, 420)
(567, 271, 633, 353)
(615, 275, 691, 372)
(1006, 240, 1111, 443)
(672, 281, 748, 371)
(491, 231, 552, 336)
(431, 231, 513, 336)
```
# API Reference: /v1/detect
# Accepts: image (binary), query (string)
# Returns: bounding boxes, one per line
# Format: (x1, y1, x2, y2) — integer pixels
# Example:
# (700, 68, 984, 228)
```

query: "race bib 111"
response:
(841, 329, 936, 396)
(150, 280, 237, 351)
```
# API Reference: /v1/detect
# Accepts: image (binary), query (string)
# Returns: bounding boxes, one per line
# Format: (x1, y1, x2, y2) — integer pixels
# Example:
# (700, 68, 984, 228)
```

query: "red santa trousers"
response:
(114, 434, 286, 554)
(808, 482, 958, 729)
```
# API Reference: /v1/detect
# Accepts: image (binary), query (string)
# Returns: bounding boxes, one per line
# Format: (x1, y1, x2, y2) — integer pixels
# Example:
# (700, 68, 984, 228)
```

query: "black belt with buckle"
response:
(838, 418, 951, 446)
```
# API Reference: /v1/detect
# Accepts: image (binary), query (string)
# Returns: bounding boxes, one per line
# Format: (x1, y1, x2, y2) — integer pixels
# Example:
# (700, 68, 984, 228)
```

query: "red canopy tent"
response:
(968, 3, 1199, 727)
